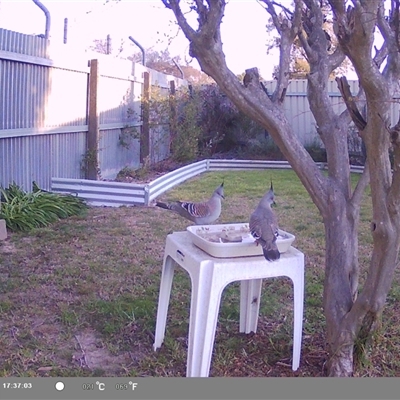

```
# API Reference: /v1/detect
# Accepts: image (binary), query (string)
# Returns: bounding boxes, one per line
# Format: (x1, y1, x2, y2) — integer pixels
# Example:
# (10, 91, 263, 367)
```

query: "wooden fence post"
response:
(140, 71, 150, 165)
(169, 79, 177, 155)
(87, 59, 100, 180)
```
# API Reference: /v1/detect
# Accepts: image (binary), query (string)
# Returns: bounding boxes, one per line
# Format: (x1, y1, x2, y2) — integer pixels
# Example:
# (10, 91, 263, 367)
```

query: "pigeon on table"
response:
(249, 182, 280, 261)
(155, 182, 225, 225)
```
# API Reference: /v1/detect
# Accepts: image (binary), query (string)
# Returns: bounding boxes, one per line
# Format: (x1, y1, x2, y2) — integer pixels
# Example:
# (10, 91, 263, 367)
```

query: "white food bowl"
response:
(187, 223, 295, 258)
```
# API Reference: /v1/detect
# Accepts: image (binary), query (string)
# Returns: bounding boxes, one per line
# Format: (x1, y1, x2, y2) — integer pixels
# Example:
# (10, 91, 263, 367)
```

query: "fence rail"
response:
(51, 159, 365, 207)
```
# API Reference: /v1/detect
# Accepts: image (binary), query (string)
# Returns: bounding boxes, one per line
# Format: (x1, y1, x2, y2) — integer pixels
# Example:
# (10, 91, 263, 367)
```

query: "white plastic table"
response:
(153, 231, 305, 377)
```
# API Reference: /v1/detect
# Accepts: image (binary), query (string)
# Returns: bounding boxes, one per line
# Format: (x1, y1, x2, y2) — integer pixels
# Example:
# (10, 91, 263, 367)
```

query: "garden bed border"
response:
(51, 160, 364, 207)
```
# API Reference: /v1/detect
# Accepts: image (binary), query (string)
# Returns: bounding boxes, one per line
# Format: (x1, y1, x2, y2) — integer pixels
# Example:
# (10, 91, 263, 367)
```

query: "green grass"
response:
(0, 169, 399, 377)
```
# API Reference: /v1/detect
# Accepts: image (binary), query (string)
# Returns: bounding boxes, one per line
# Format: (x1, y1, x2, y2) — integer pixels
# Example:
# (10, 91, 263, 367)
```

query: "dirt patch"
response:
(0, 240, 17, 254)
(72, 329, 133, 375)
(114, 158, 193, 184)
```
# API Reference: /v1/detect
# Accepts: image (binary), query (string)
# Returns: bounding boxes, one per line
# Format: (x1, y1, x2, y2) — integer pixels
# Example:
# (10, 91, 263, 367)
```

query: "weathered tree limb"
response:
(335, 76, 367, 131)
(388, 114, 400, 215)
(243, 68, 260, 88)
(259, 0, 303, 103)
(161, 0, 196, 41)
(329, 0, 400, 377)
(351, 162, 370, 208)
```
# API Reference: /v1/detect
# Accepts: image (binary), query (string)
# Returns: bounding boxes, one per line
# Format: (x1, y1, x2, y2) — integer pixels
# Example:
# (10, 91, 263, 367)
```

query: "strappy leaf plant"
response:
(0, 182, 87, 232)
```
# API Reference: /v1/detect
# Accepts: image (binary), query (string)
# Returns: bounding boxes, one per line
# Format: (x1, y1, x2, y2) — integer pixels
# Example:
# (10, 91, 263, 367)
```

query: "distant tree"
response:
(131, 48, 214, 84)
(89, 36, 124, 56)
(269, 7, 354, 79)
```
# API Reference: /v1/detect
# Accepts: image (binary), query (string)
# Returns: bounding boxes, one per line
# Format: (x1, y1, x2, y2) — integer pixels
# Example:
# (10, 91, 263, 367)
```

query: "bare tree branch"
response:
(260, 0, 303, 103)
(373, 42, 388, 68)
(378, 0, 400, 83)
(161, 0, 196, 41)
(198, 0, 225, 41)
(260, 0, 285, 35)
(351, 163, 370, 206)
(328, 47, 346, 71)
(194, 0, 208, 24)
(388, 114, 400, 210)
(336, 76, 367, 131)
(301, 0, 344, 71)
(298, 26, 316, 61)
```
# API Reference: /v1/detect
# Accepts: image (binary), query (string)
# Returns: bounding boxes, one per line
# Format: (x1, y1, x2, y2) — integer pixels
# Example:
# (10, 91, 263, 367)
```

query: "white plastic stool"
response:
(153, 231, 305, 377)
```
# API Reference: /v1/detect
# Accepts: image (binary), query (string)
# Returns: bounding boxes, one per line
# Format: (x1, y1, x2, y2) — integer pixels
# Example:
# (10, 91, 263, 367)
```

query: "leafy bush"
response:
(193, 84, 266, 156)
(0, 182, 87, 232)
(242, 137, 285, 160)
(172, 90, 202, 162)
(304, 139, 327, 162)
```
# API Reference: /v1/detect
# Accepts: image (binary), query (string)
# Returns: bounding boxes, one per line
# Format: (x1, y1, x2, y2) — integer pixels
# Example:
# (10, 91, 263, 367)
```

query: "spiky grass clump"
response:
(0, 182, 87, 231)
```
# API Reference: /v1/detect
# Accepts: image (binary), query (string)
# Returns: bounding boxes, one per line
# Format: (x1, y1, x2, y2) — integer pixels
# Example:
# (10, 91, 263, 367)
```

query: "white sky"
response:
(0, 0, 280, 79)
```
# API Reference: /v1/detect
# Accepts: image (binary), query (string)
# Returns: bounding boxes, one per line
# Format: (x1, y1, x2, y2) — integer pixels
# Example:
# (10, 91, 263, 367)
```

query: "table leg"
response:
(153, 255, 176, 351)
(291, 265, 304, 371)
(186, 260, 224, 377)
(239, 279, 263, 334)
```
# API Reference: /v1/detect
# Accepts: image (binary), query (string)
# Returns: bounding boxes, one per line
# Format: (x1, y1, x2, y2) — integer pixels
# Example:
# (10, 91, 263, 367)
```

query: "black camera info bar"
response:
(1, 377, 399, 400)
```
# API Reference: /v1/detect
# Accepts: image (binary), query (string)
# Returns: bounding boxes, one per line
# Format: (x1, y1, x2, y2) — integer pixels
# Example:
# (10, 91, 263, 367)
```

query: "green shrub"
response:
(0, 182, 87, 232)
(304, 139, 327, 162)
(172, 94, 202, 162)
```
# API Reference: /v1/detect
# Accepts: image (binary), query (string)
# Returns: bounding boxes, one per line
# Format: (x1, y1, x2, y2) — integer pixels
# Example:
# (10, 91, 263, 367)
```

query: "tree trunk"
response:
(322, 188, 360, 376)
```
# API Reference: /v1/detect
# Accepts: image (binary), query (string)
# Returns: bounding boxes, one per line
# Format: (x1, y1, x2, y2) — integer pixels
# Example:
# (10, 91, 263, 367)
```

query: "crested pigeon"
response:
(249, 182, 280, 261)
(155, 182, 225, 225)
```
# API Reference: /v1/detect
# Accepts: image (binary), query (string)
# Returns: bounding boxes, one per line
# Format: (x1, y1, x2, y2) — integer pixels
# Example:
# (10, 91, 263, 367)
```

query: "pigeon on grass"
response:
(155, 182, 225, 225)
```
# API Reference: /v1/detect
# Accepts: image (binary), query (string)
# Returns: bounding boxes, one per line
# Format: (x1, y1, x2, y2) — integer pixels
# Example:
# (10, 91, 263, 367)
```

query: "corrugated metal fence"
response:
(0, 28, 186, 192)
(51, 159, 365, 207)
(264, 79, 400, 148)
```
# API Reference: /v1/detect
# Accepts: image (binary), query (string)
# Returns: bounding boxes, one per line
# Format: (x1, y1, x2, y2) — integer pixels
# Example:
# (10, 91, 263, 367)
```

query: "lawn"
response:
(1, 169, 400, 377)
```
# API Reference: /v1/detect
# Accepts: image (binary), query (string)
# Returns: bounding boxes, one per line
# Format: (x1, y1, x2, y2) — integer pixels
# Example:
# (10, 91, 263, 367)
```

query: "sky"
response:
(0, 0, 280, 79)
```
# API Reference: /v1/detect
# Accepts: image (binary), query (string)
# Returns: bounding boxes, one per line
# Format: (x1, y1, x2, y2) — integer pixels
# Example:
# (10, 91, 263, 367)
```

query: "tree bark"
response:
(323, 198, 359, 376)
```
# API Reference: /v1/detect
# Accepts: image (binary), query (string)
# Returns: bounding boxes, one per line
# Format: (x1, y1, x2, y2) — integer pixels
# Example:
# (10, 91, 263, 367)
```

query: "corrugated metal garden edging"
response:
(148, 160, 208, 202)
(208, 159, 294, 171)
(51, 178, 147, 207)
(51, 159, 365, 207)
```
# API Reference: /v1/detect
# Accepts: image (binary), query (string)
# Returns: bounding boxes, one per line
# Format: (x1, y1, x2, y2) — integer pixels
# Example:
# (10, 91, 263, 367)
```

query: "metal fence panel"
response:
(1, 28, 186, 193)
(264, 79, 400, 148)
(45, 67, 88, 128)
(0, 132, 86, 191)
(99, 75, 135, 126)
(0, 59, 49, 130)
(0, 28, 48, 57)
(99, 128, 141, 179)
